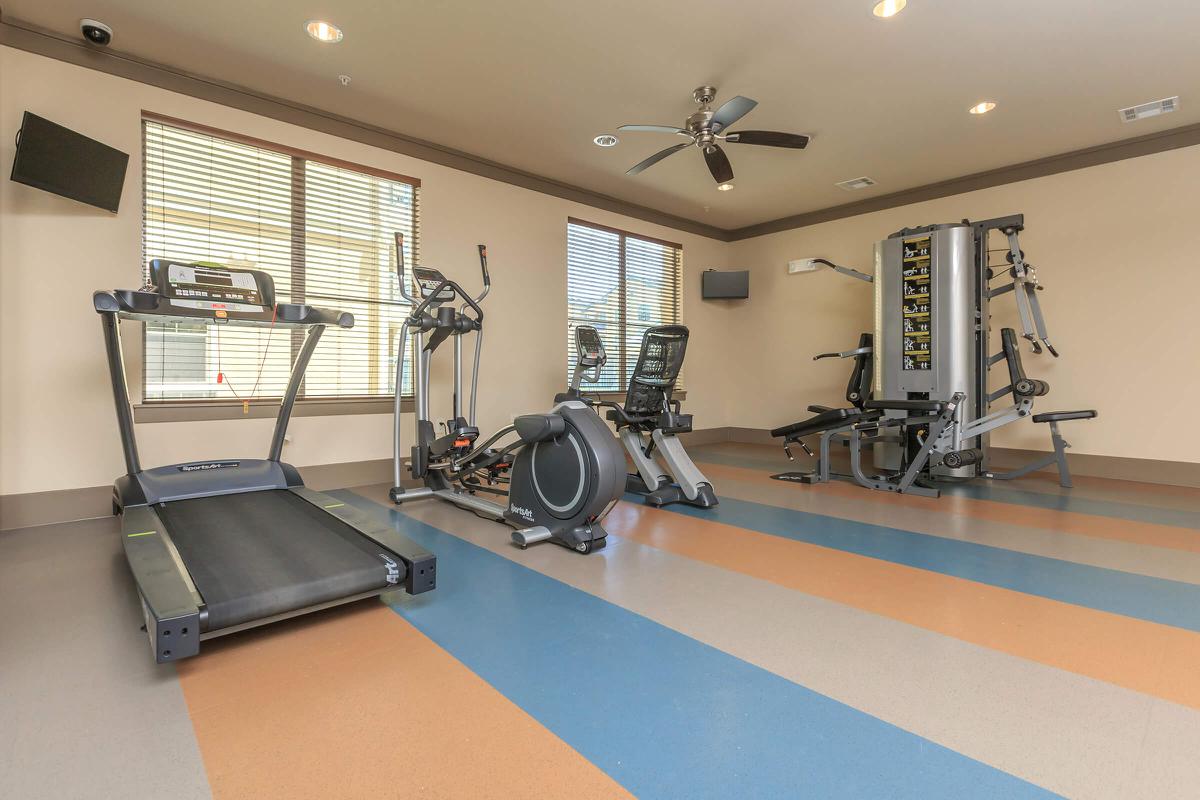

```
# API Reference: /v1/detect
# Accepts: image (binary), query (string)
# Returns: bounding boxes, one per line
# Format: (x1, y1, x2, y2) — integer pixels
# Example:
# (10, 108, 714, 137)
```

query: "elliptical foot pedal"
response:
(512, 526, 553, 549)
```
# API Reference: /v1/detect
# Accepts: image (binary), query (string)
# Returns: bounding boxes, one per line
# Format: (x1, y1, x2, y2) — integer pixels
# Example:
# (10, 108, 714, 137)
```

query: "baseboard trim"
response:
(684, 427, 1200, 489)
(0, 458, 398, 532)
(5, 437, 1195, 531)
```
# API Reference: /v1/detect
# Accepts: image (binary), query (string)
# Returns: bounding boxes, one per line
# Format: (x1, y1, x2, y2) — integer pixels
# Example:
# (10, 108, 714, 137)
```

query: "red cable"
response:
(215, 304, 278, 406)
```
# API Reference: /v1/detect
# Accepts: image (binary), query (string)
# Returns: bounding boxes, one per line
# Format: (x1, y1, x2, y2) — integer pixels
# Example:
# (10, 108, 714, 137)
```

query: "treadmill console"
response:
(150, 259, 275, 313)
(412, 266, 457, 302)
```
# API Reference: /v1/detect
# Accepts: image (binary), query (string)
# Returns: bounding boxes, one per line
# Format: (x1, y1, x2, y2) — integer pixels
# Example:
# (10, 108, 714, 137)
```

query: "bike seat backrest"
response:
(625, 325, 689, 416)
(846, 333, 873, 408)
(1001, 327, 1050, 399)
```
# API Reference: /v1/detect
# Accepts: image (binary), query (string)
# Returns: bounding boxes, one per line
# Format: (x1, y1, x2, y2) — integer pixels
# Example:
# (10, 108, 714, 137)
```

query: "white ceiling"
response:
(6, 0, 1199, 229)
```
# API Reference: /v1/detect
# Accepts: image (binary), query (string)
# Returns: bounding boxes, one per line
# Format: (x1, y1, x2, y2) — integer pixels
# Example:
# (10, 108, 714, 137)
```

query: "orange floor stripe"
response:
(177, 603, 632, 800)
(605, 502, 1200, 709)
(700, 461, 1200, 553)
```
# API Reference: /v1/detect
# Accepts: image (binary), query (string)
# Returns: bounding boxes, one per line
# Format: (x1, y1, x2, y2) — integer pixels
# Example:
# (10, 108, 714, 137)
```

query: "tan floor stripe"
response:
(177, 603, 631, 800)
(604, 502, 1200, 709)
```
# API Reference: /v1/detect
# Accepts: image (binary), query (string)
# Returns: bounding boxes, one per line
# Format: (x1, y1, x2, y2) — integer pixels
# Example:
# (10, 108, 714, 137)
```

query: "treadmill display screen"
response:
(157, 262, 269, 313)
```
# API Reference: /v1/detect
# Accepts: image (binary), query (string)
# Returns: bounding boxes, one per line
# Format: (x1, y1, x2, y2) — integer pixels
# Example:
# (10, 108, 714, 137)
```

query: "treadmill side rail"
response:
(121, 506, 202, 663)
(291, 487, 437, 595)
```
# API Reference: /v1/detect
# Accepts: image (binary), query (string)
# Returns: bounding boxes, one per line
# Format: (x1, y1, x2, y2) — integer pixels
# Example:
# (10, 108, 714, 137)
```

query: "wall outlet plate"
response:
(788, 259, 820, 274)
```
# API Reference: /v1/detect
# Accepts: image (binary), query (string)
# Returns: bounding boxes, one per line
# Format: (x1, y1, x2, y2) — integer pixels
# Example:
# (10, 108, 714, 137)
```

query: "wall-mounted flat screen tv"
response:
(10, 112, 129, 213)
(701, 269, 750, 299)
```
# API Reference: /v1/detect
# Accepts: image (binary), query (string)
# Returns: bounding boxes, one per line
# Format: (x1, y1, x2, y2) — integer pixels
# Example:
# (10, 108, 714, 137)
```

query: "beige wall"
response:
(3, 45, 1198, 499)
(728, 145, 1200, 462)
(0, 46, 735, 496)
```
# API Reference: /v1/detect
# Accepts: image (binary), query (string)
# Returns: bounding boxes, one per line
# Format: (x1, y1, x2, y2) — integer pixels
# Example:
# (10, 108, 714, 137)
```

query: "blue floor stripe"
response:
(335, 490, 1056, 800)
(648, 493, 1200, 632)
(691, 447, 1200, 530)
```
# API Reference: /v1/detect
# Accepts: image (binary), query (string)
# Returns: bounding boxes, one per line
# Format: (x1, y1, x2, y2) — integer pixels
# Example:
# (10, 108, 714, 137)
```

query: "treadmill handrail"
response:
(93, 289, 354, 329)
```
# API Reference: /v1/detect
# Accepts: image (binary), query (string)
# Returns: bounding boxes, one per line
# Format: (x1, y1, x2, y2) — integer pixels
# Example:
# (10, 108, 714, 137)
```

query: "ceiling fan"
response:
(619, 86, 810, 186)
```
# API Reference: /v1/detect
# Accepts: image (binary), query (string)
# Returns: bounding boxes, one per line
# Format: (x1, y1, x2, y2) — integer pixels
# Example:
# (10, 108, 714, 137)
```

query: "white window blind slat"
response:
(141, 119, 418, 403)
(566, 219, 682, 392)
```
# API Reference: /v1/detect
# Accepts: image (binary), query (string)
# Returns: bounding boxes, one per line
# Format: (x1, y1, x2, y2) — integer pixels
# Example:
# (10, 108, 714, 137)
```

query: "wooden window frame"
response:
(136, 111, 420, 422)
(566, 217, 684, 392)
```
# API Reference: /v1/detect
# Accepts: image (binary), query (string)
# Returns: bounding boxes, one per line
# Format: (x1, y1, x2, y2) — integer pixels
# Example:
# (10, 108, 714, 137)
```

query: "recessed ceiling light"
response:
(717, 182, 734, 192)
(872, 0, 907, 18)
(969, 101, 996, 115)
(305, 20, 343, 43)
(593, 134, 619, 147)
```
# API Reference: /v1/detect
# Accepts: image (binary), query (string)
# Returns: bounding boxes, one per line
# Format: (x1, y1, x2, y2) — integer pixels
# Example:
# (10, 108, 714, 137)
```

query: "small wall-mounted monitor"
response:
(10, 112, 129, 213)
(702, 269, 749, 299)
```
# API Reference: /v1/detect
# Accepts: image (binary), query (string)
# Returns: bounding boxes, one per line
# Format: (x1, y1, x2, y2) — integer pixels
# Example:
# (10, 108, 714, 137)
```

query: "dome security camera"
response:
(80, 19, 113, 47)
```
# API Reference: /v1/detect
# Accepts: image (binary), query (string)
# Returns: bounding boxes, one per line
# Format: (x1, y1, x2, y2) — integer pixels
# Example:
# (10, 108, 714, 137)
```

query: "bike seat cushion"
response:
(1032, 410, 1097, 423)
(514, 413, 566, 443)
(771, 407, 864, 439)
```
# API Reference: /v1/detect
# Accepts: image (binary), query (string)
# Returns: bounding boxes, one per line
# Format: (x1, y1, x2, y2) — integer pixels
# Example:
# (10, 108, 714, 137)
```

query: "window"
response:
(141, 114, 419, 404)
(566, 218, 682, 392)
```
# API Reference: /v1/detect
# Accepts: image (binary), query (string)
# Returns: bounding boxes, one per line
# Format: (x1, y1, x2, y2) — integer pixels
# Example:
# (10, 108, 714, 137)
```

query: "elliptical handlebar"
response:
(394, 232, 416, 304)
(394, 232, 491, 314)
(476, 244, 491, 304)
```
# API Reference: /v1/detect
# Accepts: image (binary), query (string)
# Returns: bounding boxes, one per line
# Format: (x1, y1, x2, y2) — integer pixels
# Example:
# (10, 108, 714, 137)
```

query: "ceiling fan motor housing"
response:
(687, 110, 716, 146)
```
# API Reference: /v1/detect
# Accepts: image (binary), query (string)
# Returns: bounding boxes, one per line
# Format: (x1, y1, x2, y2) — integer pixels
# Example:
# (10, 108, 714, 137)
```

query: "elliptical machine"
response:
(389, 236, 625, 554)
(559, 325, 718, 509)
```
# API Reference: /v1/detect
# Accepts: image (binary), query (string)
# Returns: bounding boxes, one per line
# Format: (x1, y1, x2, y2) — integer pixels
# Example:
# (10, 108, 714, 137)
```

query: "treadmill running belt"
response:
(156, 490, 396, 630)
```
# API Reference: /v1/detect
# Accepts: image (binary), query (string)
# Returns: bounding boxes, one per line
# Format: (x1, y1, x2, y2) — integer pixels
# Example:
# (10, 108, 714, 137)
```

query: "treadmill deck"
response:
(155, 490, 398, 630)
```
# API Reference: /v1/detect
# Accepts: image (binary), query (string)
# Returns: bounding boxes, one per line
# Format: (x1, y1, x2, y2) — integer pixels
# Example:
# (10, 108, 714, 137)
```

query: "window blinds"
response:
(141, 116, 418, 403)
(566, 218, 682, 392)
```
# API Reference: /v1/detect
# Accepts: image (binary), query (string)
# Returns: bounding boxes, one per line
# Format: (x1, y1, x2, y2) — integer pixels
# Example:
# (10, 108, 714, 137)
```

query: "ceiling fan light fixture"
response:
(969, 101, 997, 115)
(593, 134, 620, 147)
(872, 0, 907, 18)
(717, 182, 734, 192)
(305, 20, 344, 43)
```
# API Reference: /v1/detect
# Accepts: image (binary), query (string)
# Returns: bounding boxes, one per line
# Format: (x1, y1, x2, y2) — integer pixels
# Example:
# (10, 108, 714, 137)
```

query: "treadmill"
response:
(95, 259, 436, 664)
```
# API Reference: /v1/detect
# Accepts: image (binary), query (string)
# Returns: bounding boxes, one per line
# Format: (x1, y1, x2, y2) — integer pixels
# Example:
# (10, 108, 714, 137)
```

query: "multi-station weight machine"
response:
(771, 215, 1095, 498)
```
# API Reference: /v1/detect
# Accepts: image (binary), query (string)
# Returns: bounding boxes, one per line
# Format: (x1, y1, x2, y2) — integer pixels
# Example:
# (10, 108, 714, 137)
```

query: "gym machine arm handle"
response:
(814, 345, 873, 361)
(812, 258, 874, 284)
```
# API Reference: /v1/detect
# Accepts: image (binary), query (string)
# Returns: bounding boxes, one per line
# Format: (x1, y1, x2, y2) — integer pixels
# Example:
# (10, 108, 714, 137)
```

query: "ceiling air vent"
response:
(1119, 96, 1179, 123)
(836, 176, 877, 191)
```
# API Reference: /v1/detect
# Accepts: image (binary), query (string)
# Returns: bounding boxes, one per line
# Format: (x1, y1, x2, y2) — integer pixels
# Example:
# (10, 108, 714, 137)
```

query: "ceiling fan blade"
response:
(711, 95, 757, 132)
(724, 130, 810, 149)
(619, 124, 691, 135)
(703, 145, 734, 184)
(627, 142, 691, 175)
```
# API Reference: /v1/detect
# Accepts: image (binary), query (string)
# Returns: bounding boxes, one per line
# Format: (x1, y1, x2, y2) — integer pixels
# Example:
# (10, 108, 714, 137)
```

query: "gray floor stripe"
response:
(353, 485, 1200, 800)
(703, 470, 1200, 585)
(0, 518, 211, 800)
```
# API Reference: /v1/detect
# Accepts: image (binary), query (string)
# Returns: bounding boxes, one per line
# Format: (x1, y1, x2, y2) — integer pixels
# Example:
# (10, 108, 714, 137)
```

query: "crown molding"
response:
(0, 14, 729, 241)
(4, 12, 1199, 243)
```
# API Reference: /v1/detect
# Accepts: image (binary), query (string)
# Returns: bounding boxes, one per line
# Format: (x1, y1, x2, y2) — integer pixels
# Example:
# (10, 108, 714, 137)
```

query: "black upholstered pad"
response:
(157, 490, 395, 630)
(863, 398, 946, 413)
(1032, 410, 1097, 423)
(771, 407, 868, 439)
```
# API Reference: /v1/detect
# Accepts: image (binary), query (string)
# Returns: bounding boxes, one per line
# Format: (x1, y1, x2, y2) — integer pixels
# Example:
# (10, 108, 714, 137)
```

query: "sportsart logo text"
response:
(509, 503, 535, 522)
(179, 461, 240, 472)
